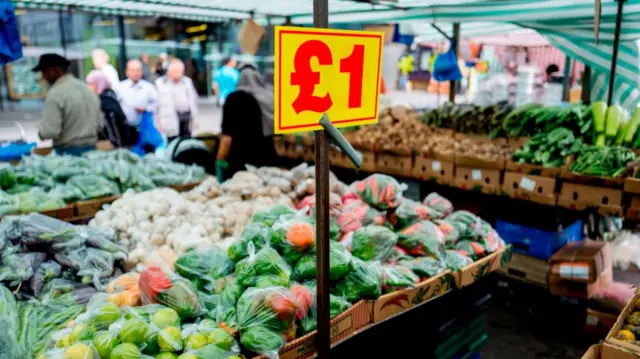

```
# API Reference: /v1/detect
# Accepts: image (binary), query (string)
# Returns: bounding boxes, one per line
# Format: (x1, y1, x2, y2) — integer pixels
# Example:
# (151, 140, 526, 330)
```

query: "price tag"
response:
(519, 176, 536, 192)
(471, 170, 482, 181)
(274, 26, 384, 134)
(432, 160, 441, 172)
(559, 263, 590, 280)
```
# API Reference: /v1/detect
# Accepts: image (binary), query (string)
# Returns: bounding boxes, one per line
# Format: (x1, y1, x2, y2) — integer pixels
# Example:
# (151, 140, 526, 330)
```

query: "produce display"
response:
(569, 145, 637, 177)
(419, 103, 513, 137)
(0, 149, 206, 215)
(501, 103, 592, 140)
(614, 299, 640, 345)
(512, 128, 580, 167)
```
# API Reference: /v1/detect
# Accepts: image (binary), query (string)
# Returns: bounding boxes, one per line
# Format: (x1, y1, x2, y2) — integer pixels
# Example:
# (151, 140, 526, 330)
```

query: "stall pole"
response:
(448, 23, 460, 103)
(562, 55, 571, 101)
(117, 16, 128, 80)
(313, 0, 331, 358)
(58, 10, 67, 57)
(582, 66, 592, 104)
(607, 0, 625, 106)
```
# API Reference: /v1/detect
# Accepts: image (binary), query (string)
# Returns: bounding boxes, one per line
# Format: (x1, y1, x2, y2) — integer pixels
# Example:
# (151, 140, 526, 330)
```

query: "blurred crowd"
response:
(32, 49, 277, 180)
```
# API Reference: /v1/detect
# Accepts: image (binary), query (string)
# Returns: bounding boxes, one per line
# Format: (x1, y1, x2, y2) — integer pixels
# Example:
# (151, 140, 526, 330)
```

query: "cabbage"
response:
(156, 354, 178, 359)
(184, 333, 208, 350)
(63, 343, 97, 359)
(151, 308, 180, 329)
(92, 302, 122, 329)
(177, 354, 197, 359)
(110, 343, 142, 359)
(158, 326, 183, 352)
(118, 319, 149, 346)
(207, 329, 234, 351)
(143, 329, 160, 355)
(92, 331, 119, 358)
(196, 319, 217, 334)
(69, 324, 96, 343)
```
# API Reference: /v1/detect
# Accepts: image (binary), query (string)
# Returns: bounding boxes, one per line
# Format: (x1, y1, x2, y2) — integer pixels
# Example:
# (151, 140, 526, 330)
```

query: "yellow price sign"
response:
(274, 26, 384, 134)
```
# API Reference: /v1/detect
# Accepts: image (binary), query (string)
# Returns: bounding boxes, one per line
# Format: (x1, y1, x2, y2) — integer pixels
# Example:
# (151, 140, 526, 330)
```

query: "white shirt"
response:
(100, 64, 120, 88)
(115, 79, 159, 126)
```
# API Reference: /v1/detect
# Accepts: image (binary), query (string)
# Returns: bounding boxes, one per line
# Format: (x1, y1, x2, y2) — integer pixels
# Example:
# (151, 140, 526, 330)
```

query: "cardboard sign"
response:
(274, 26, 384, 134)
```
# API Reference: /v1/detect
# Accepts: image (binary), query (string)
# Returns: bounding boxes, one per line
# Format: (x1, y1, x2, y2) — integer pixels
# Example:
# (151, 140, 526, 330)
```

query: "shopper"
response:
(140, 53, 152, 82)
(33, 53, 102, 155)
(91, 48, 120, 87)
(545, 64, 560, 82)
(218, 63, 276, 179)
(115, 59, 160, 132)
(86, 70, 135, 147)
(155, 58, 199, 141)
(213, 56, 239, 107)
(155, 52, 169, 77)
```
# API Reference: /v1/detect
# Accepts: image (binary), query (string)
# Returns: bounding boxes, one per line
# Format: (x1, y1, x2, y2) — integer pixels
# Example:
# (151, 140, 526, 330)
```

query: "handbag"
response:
(132, 111, 165, 155)
(432, 40, 462, 82)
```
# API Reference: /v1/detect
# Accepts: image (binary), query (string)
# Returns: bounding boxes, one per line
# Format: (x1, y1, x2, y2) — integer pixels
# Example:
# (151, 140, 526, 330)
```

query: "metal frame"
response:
(607, 0, 625, 106)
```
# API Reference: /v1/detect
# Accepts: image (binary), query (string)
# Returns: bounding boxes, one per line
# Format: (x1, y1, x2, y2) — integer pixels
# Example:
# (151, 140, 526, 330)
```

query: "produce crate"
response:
(169, 181, 202, 192)
(505, 160, 562, 178)
(357, 150, 377, 173)
(626, 196, 640, 220)
(301, 145, 315, 162)
(600, 341, 640, 359)
(255, 300, 371, 359)
(376, 152, 413, 177)
(39, 205, 75, 220)
(501, 172, 558, 206)
(494, 218, 582, 260)
(561, 169, 626, 189)
(370, 270, 453, 323)
(497, 252, 548, 287)
(558, 183, 624, 216)
(453, 246, 510, 288)
(412, 153, 454, 186)
(75, 195, 121, 217)
(605, 289, 640, 357)
(582, 344, 600, 359)
(585, 308, 618, 337)
(453, 166, 502, 194)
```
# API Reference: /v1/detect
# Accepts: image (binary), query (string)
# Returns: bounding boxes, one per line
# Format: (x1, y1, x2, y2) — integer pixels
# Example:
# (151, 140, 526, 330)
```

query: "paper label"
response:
(559, 263, 589, 280)
(432, 160, 441, 172)
(471, 170, 482, 181)
(520, 176, 536, 192)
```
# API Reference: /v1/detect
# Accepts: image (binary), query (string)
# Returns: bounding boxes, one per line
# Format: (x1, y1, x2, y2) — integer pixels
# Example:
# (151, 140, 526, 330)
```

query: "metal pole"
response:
(117, 16, 127, 80)
(58, 10, 67, 57)
(448, 23, 460, 103)
(313, 0, 330, 358)
(582, 66, 592, 104)
(607, 0, 625, 106)
(562, 55, 571, 101)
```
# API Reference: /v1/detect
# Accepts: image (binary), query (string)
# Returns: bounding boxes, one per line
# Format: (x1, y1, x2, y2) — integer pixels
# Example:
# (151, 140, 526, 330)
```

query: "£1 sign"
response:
(274, 26, 384, 134)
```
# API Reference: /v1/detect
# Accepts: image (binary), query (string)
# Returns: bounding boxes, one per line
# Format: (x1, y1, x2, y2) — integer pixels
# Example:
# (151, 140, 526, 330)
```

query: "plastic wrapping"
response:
(352, 174, 404, 210)
(291, 242, 351, 282)
(435, 219, 461, 245)
(251, 204, 295, 227)
(271, 217, 315, 264)
(0, 285, 23, 359)
(332, 257, 382, 302)
(443, 250, 474, 271)
(397, 221, 445, 258)
(0, 252, 47, 286)
(394, 199, 441, 228)
(377, 264, 420, 293)
(351, 225, 398, 261)
(106, 273, 141, 307)
(174, 248, 235, 292)
(235, 244, 291, 289)
(335, 200, 387, 233)
(423, 192, 453, 217)
(29, 260, 62, 296)
(66, 174, 121, 200)
(139, 266, 202, 319)
(237, 287, 297, 358)
(227, 223, 271, 263)
(295, 283, 350, 336)
(400, 257, 447, 278)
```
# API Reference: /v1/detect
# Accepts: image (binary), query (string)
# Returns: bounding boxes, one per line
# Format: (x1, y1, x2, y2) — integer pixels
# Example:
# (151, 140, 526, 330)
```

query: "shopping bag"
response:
(432, 40, 462, 82)
(132, 111, 165, 155)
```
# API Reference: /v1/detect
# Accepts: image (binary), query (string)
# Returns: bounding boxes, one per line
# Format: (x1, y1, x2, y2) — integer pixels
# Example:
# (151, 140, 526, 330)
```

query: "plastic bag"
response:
(292, 242, 351, 282)
(48, 184, 85, 203)
(591, 282, 636, 312)
(271, 217, 315, 265)
(332, 258, 382, 302)
(29, 261, 62, 296)
(0, 285, 23, 359)
(0, 251, 47, 286)
(227, 223, 272, 263)
(251, 204, 295, 227)
(397, 221, 445, 258)
(351, 225, 398, 261)
(455, 240, 487, 261)
(435, 219, 461, 245)
(352, 174, 404, 210)
(394, 199, 442, 228)
(139, 266, 202, 319)
(443, 250, 473, 271)
(175, 248, 235, 292)
(295, 283, 350, 336)
(400, 257, 446, 278)
(423, 192, 453, 217)
(377, 264, 419, 293)
(237, 287, 297, 358)
(235, 244, 291, 289)
(132, 111, 165, 156)
(106, 273, 141, 307)
(67, 174, 121, 200)
(432, 41, 462, 82)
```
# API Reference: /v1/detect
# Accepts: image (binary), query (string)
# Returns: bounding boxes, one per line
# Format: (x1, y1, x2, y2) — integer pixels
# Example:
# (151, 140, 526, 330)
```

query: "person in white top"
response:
(155, 59, 199, 140)
(91, 49, 120, 87)
(115, 59, 159, 130)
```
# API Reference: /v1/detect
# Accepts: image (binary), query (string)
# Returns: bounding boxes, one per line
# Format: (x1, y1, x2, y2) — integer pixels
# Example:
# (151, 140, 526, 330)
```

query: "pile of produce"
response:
(591, 101, 640, 147)
(501, 103, 593, 139)
(614, 299, 640, 345)
(419, 103, 513, 137)
(0, 149, 206, 215)
(454, 137, 513, 163)
(511, 127, 581, 167)
(569, 145, 637, 177)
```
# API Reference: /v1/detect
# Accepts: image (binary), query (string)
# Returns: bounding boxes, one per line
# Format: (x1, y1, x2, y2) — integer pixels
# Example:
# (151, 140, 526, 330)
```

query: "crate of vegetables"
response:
(501, 172, 558, 206)
(453, 167, 502, 194)
(412, 151, 455, 186)
(558, 183, 624, 216)
(606, 289, 640, 356)
(376, 151, 413, 177)
(453, 136, 509, 170)
(562, 145, 636, 188)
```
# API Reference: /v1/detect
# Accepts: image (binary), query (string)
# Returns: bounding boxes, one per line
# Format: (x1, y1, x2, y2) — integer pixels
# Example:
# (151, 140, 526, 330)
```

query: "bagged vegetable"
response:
(139, 266, 202, 319)
(352, 174, 404, 210)
(394, 199, 441, 228)
(271, 217, 315, 264)
(175, 248, 235, 292)
(0, 285, 23, 359)
(295, 283, 350, 336)
(397, 221, 445, 258)
(211, 276, 243, 333)
(378, 264, 420, 293)
(443, 250, 474, 271)
(237, 287, 297, 358)
(423, 192, 453, 217)
(292, 242, 351, 282)
(335, 200, 386, 233)
(455, 240, 486, 260)
(235, 244, 291, 289)
(29, 261, 62, 296)
(227, 223, 271, 263)
(435, 219, 460, 245)
(332, 258, 382, 302)
(400, 257, 446, 278)
(0, 164, 17, 190)
(252, 205, 295, 227)
(106, 273, 141, 307)
(74, 293, 123, 331)
(0, 251, 47, 286)
(351, 225, 398, 261)
(67, 174, 121, 200)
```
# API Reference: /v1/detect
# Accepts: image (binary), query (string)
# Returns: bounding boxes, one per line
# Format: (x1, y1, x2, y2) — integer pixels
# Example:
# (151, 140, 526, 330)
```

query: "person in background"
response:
(33, 54, 102, 155)
(115, 59, 160, 139)
(155, 52, 169, 77)
(545, 63, 560, 82)
(91, 48, 120, 87)
(140, 53, 152, 82)
(86, 70, 134, 147)
(155, 59, 199, 141)
(213, 56, 239, 107)
(397, 51, 414, 91)
(217, 63, 276, 180)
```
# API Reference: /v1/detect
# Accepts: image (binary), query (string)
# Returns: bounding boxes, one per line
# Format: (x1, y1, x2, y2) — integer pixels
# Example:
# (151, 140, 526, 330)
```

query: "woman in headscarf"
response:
(217, 63, 277, 180)
(86, 70, 135, 147)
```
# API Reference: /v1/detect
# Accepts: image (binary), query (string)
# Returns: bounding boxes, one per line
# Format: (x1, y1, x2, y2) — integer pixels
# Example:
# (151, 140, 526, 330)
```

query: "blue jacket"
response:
(0, 1, 22, 64)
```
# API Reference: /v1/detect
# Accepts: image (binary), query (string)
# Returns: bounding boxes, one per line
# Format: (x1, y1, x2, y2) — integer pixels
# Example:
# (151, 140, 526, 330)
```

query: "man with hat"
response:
(33, 53, 103, 155)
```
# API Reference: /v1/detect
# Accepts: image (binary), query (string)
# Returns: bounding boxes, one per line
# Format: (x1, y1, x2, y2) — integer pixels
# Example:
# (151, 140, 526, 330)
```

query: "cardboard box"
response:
(412, 155, 454, 185)
(606, 291, 640, 357)
(363, 24, 394, 43)
(497, 252, 548, 287)
(285, 144, 303, 160)
(275, 140, 287, 157)
(357, 150, 377, 173)
(259, 300, 371, 359)
(376, 153, 413, 177)
(169, 182, 202, 193)
(501, 172, 558, 206)
(505, 160, 561, 178)
(39, 205, 75, 220)
(75, 195, 121, 217)
(623, 177, 640, 195)
(549, 241, 612, 283)
(454, 246, 510, 288)
(559, 183, 623, 216)
(454, 166, 502, 193)
(601, 341, 640, 359)
(455, 154, 505, 171)
(582, 344, 601, 359)
(585, 308, 619, 337)
(371, 271, 453, 323)
(626, 195, 640, 220)
(238, 19, 265, 55)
